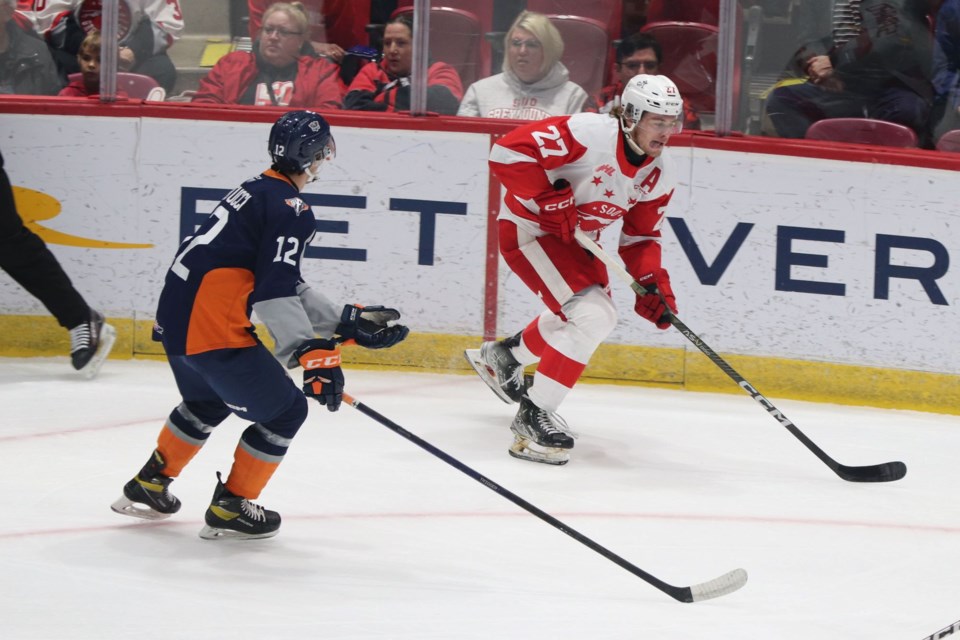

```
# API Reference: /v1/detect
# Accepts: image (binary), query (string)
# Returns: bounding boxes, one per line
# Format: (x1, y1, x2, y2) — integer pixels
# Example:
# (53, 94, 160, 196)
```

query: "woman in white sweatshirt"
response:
(457, 11, 588, 120)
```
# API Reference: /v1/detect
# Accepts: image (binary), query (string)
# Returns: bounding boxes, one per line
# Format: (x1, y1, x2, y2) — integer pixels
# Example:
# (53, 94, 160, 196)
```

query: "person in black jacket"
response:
(0, 0, 60, 95)
(764, 0, 934, 145)
(342, 14, 463, 114)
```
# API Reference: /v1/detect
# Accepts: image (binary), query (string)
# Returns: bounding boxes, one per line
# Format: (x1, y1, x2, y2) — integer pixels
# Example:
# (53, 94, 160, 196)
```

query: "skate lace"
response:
(69, 323, 91, 353)
(535, 408, 571, 436)
(240, 499, 266, 522)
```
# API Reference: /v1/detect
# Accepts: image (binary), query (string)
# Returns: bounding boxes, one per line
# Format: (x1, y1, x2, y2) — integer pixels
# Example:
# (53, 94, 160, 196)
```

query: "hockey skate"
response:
(70, 309, 116, 380)
(464, 336, 526, 404)
(509, 396, 576, 465)
(198, 472, 281, 540)
(111, 450, 182, 520)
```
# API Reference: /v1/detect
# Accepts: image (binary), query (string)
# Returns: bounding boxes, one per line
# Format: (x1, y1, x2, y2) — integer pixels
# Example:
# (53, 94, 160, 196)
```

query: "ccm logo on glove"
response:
(293, 338, 345, 411)
(301, 353, 341, 368)
(542, 196, 575, 211)
(535, 180, 578, 243)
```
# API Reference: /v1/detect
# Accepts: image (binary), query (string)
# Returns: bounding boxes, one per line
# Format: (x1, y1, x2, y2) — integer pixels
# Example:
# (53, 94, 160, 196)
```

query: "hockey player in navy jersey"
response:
(111, 110, 409, 539)
(465, 75, 683, 465)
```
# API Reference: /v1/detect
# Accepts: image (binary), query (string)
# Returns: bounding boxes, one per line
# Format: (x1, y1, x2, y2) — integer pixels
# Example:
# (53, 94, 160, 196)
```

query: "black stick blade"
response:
(836, 460, 907, 483)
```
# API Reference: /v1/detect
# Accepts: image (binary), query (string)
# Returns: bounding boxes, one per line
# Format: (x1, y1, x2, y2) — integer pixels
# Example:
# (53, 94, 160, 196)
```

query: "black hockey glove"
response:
(294, 338, 344, 411)
(336, 304, 410, 349)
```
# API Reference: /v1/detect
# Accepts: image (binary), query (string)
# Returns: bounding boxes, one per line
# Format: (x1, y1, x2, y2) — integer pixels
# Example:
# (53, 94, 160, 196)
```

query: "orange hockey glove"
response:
(294, 338, 344, 411)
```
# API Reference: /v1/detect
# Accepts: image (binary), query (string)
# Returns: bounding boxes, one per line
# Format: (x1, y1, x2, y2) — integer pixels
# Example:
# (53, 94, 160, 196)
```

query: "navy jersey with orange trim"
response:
(154, 170, 315, 356)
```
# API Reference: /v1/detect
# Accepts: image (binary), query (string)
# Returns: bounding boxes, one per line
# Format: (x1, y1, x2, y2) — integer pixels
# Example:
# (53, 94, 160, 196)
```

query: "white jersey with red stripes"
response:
(488, 112, 675, 279)
(27, 0, 183, 50)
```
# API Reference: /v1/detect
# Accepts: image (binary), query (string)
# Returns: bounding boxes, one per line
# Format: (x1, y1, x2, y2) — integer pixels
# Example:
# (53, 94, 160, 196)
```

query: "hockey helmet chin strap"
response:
(305, 161, 324, 183)
(615, 96, 646, 156)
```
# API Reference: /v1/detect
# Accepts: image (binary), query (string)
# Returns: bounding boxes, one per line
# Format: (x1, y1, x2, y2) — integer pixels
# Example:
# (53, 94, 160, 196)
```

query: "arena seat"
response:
(391, 6, 485, 87)
(546, 14, 610, 98)
(640, 21, 719, 115)
(935, 129, 960, 152)
(805, 118, 919, 148)
(67, 72, 167, 101)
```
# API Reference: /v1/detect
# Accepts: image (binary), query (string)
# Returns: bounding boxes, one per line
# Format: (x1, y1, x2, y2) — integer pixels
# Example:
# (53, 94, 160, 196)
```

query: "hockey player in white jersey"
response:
(465, 74, 683, 465)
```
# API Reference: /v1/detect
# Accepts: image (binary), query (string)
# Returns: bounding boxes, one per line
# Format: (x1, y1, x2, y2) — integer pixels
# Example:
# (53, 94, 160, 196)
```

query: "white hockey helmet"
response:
(619, 74, 684, 137)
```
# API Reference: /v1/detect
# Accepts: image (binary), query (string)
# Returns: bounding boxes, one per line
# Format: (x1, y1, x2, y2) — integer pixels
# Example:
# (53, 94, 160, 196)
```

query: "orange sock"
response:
(156, 424, 203, 478)
(224, 444, 279, 499)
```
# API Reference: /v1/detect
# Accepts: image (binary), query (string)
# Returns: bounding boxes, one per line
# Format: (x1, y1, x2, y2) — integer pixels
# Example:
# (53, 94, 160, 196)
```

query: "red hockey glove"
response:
(535, 183, 578, 244)
(336, 304, 410, 349)
(634, 269, 677, 330)
(294, 338, 344, 411)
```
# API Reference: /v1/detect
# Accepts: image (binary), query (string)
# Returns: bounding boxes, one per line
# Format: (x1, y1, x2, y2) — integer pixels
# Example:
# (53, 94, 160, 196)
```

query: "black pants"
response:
(0, 153, 89, 330)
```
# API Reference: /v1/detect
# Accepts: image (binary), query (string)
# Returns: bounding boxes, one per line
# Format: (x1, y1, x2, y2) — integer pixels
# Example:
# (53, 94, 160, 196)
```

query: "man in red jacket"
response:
(194, 3, 341, 109)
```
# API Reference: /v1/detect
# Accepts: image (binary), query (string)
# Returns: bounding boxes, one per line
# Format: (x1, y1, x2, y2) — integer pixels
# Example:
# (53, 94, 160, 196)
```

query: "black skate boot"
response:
(464, 333, 526, 404)
(69, 309, 116, 379)
(110, 450, 181, 520)
(509, 396, 575, 465)
(198, 472, 281, 540)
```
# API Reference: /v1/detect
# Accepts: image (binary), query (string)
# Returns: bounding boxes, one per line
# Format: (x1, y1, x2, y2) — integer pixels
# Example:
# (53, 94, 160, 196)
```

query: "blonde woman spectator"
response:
(193, 2, 341, 109)
(457, 11, 588, 120)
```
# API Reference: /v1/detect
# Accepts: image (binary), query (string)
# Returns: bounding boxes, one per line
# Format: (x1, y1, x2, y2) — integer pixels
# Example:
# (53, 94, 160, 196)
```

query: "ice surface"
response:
(1, 357, 958, 639)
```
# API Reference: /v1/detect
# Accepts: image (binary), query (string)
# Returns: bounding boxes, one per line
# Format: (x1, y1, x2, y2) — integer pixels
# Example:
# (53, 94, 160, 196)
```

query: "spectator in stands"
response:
(343, 14, 463, 114)
(932, 0, 960, 140)
(0, 0, 60, 94)
(457, 11, 588, 120)
(193, 2, 341, 110)
(57, 29, 117, 97)
(247, 0, 372, 63)
(25, 0, 183, 93)
(591, 33, 701, 130)
(764, 0, 934, 145)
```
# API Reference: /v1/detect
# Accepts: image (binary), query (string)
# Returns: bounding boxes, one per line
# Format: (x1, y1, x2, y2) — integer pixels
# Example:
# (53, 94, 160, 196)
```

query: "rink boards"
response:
(0, 108, 957, 413)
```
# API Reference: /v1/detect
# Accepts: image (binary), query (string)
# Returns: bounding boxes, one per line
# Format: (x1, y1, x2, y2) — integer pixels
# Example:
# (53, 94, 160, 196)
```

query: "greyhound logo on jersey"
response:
(578, 201, 627, 232)
(284, 197, 310, 216)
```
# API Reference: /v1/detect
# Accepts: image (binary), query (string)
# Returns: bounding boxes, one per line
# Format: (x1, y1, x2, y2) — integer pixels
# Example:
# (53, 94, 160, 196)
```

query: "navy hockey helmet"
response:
(268, 110, 336, 180)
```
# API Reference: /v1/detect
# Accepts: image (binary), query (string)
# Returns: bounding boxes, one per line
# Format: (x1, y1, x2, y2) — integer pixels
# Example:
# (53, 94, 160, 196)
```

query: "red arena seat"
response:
(805, 118, 919, 148)
(935, 129, 960, 152)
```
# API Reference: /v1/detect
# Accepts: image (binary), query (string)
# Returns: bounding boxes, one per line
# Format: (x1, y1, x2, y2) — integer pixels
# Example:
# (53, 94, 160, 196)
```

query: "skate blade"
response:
(110, 495, 173, 521)
(463, 349, 515, 404)
(198, 525, 279, 541)
(508, 438, 570, 465)
(79, 323, 117, 380)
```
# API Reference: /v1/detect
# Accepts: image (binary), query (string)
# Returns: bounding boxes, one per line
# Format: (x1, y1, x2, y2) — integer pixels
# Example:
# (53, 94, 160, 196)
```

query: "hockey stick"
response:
(343, 392, 747, 603)
(574, 228, 906, 483)
(920, 617, 960, 640)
